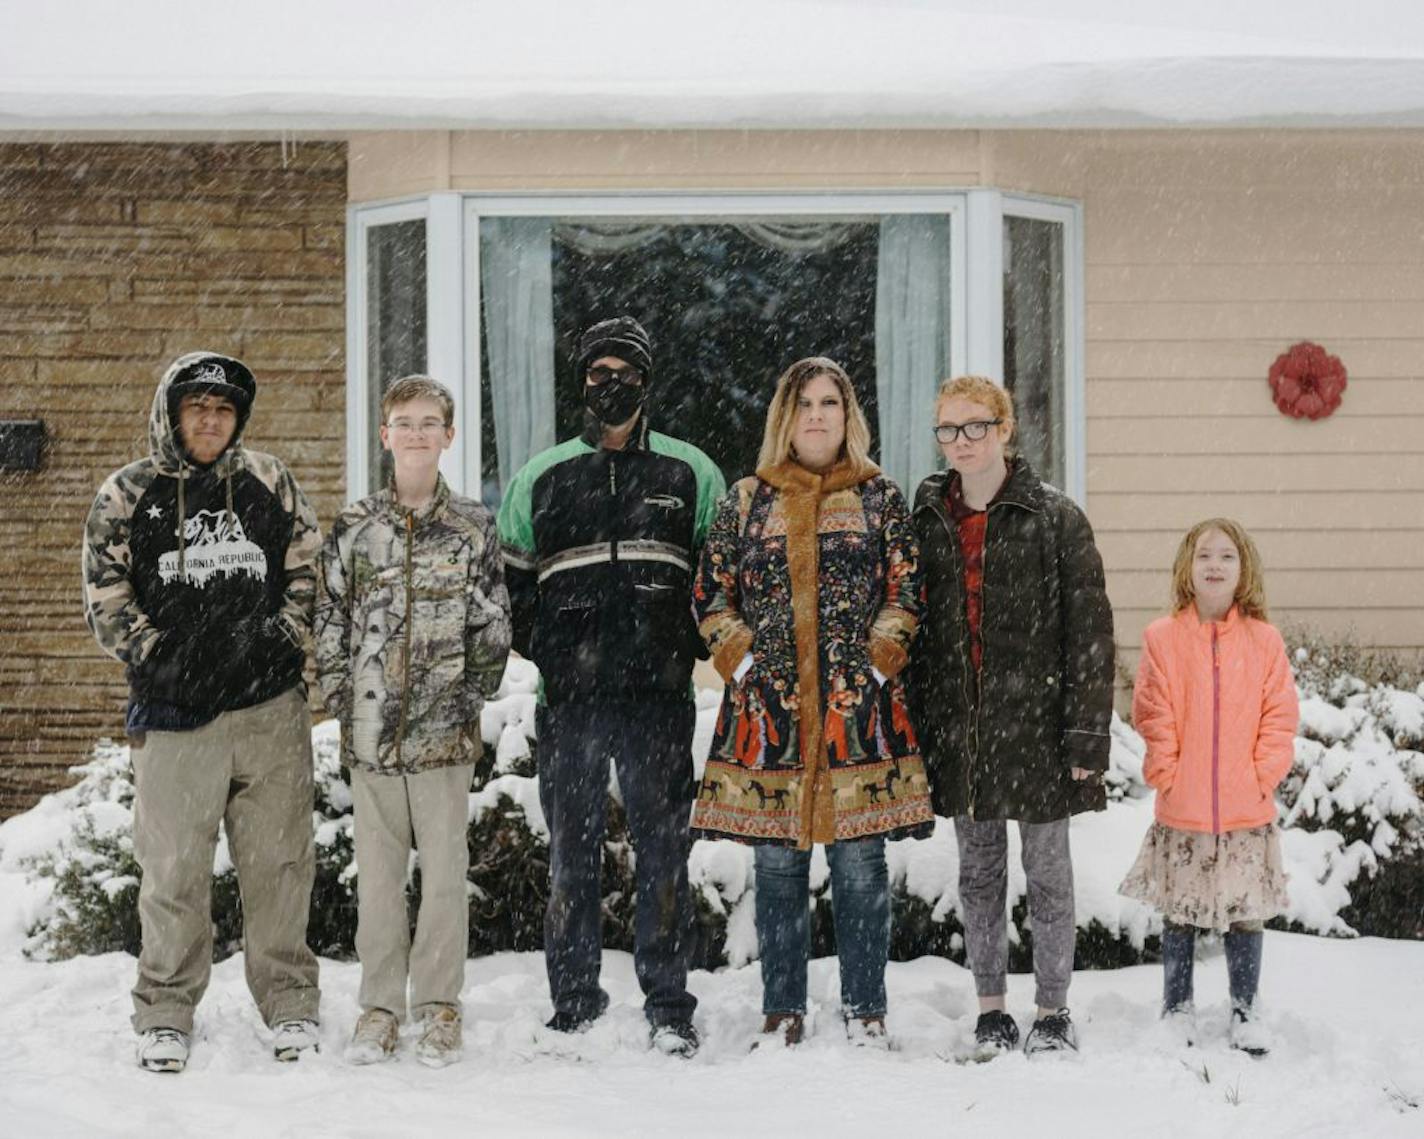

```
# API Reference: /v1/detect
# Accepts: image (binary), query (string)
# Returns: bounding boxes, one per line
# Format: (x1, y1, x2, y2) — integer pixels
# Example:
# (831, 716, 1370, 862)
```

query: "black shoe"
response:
(546, 1008, 602, 1034)
(972, 1010, 1020, 1060)
(1227, 1004, 1271, 1057)
(1024, 1008, 1079, 1057)
(650, 1019, 700, 1058)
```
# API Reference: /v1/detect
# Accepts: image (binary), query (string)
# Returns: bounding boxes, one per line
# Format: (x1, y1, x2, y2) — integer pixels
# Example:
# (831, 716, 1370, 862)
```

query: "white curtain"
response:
(875, 214, 952, 498)
(480, 217, 557, 487)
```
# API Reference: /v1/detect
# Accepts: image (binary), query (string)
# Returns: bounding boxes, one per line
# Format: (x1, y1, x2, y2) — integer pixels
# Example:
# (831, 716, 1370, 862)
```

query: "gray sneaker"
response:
(136, 1027, 189, 1073)
(414, 1006, 463, 1069)
(272, 1018, 320, 1062)
(345, 1008, 400, 1065)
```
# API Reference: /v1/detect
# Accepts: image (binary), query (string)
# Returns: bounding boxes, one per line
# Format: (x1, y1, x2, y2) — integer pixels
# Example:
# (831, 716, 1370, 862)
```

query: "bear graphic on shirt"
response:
(158, 509, 269, 587)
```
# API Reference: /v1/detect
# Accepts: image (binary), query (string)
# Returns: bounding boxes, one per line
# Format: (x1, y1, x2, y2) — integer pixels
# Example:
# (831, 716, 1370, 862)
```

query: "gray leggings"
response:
(954, 815, 1075, 1010)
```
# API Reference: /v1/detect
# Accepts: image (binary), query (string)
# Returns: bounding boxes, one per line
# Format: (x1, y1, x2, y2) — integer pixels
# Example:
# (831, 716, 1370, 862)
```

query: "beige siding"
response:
(345, 127, 1424, 677)
(992, 130, 1424, 670)
(350, 129, 983, 197)
(344, 128, 1424, 672)
(0, 142, 347, 818)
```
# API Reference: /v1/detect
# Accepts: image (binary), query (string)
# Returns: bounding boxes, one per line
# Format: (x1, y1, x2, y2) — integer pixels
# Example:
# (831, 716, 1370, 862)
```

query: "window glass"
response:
(1003, 215, 1066, 488)
(477, 216, 954, 506)
(366, 219, 427, 492)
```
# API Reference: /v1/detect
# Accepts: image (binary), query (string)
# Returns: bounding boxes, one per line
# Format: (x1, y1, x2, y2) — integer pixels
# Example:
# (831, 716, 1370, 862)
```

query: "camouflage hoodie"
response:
(315, 475, 512, 775)
(82, 352, 321, 727)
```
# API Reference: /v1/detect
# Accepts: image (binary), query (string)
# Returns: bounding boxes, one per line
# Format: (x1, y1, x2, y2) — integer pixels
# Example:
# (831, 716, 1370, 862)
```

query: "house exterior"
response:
(2, 3, 1422, 814)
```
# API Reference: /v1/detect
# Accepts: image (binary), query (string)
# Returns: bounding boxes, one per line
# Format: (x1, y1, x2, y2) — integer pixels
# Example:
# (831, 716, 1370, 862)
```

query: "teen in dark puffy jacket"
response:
(908, 375, 1114, 1060)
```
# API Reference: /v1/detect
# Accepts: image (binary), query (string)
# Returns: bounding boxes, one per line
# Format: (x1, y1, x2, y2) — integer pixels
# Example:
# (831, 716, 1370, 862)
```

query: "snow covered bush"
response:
(6, 639, 1422, 967)
(1276, 632, 1424, 940)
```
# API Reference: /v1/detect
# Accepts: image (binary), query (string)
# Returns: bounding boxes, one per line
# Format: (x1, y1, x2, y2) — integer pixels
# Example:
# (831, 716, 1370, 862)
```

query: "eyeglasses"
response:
(386, 418, 447, 437)
(933, 419, 1003, 444)
(586, 365, 644, 387)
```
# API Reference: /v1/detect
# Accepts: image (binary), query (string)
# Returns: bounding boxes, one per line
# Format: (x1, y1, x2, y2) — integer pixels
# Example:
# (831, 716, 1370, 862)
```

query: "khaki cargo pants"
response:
(130, 687, 321, 1034)
(351, 762, 474, 1020)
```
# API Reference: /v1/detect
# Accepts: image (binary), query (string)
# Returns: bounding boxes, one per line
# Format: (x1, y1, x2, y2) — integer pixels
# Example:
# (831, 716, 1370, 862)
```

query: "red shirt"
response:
(946, 471, 1007, 672)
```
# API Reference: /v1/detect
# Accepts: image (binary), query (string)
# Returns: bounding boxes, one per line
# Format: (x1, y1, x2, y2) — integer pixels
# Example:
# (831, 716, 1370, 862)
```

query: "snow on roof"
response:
(5, 0, 1424, 131)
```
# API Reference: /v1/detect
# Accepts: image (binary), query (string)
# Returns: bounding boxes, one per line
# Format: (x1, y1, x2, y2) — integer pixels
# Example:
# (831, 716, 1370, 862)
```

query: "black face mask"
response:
(585, 377, 645, 425)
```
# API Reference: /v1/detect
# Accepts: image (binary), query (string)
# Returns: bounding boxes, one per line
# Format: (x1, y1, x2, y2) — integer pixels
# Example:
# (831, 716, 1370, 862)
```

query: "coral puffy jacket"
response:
(1132, 606, 1299, 834)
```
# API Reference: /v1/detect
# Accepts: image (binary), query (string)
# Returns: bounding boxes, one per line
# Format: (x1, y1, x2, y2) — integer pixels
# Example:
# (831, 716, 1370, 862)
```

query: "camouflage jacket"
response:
(316, 475, 512, 775)
(82, 355, 320, 725)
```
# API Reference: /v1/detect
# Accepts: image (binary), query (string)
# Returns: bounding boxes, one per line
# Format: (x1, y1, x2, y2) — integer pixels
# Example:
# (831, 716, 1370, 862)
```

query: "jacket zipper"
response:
(1211, 623, 1221, 835)
(608, 455, 619, 563)
(966, 511, 990, 821)
(395, 510, 414, 767)
(925, 493, 980, 820)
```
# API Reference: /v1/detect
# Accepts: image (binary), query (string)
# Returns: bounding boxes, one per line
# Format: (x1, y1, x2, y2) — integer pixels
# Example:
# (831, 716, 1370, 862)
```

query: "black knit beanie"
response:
(577, 317, 653, 381)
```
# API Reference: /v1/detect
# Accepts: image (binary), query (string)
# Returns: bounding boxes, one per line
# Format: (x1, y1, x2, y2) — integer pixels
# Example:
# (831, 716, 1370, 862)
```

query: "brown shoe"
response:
(414, 1005, 463, 1068)
(753, 1012, 804, 1050)
(345, 1008, 399, 1065)
(846, 1015, 891, 1049)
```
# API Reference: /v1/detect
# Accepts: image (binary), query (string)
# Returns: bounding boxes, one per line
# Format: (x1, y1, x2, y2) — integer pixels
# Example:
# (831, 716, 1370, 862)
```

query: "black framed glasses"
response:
(933, 418, 1002, 444)
(586, 365, 644, 387)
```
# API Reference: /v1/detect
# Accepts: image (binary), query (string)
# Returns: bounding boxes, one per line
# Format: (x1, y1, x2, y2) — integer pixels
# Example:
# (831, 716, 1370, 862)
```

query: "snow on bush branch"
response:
(3, 645, 1422, 964)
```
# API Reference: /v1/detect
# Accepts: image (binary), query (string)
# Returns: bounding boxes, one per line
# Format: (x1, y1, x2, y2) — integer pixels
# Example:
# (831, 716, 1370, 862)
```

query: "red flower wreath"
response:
(1268, 341, 1347, 420)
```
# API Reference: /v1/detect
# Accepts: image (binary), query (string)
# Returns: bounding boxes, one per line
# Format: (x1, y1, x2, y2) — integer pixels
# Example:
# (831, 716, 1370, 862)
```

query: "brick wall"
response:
(0, 141, 347, 817)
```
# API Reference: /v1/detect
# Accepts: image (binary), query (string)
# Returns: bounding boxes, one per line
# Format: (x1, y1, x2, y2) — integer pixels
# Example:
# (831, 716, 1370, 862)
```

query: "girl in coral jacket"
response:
(1120, 518, 1299, 1057)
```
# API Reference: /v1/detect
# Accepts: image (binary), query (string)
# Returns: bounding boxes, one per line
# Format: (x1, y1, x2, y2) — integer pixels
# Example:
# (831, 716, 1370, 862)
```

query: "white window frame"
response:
(347, 188, 1085, 504)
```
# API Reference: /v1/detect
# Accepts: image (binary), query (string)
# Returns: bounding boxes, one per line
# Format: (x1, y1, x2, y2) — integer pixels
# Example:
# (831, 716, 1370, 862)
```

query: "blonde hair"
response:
(757, 357, 874, 472)
(381, 375, 455, 427)
(935, 375, 1016, 454)
(1170, 518, 1269, 620)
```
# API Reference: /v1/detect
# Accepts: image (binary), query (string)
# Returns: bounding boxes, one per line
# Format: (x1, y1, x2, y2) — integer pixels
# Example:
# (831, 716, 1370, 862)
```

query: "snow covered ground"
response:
(1, 661, 1420, 1135)
(0, 934, 1421, 1137)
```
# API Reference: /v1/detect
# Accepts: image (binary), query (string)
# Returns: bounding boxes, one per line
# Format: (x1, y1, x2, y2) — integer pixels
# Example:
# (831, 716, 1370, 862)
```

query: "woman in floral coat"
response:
(692, 356, 934, 1048)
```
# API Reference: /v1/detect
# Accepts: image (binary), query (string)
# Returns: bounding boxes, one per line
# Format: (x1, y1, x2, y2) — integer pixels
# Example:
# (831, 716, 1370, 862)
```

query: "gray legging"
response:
(954, 815, 1075, 1010)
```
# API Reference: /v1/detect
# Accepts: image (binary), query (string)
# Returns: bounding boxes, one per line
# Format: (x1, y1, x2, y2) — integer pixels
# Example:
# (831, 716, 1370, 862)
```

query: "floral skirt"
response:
(1119, 822, 1289, 932)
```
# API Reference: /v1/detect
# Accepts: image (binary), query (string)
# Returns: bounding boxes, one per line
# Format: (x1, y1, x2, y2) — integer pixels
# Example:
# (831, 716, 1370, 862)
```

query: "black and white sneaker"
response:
(1024, 1008, 1079, 1057)
(137, 1027, 189, 1073)
(971, 1010, 1020, 1060)
(650, 1020, 700, 1058)
(272, 1018, 320, 1062)
(1228, 1005, 1272, 1058)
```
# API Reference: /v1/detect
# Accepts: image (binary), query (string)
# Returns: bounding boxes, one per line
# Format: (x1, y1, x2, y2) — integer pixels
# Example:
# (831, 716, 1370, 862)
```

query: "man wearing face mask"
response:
(497, 317, 725, 1056)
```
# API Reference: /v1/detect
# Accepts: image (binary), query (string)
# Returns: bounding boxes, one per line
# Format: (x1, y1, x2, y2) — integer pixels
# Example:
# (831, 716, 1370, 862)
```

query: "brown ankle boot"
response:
(846, 1015, 890, 1048)
(753, 1012, 804, 1049)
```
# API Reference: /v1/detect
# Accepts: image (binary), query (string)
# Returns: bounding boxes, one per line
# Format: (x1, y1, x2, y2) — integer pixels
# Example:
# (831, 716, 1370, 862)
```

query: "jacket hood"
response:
(149, 351, 254, 476)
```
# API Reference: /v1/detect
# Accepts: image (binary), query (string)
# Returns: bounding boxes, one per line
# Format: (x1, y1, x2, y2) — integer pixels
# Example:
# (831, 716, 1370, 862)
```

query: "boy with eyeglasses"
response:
(316, 375, 512, 1067)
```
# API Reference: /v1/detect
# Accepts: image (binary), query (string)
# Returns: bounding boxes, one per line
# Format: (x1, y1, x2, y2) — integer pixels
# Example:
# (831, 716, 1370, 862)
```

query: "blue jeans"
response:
(537, 700, 697, 1027)
(754, 837, 890, 1018)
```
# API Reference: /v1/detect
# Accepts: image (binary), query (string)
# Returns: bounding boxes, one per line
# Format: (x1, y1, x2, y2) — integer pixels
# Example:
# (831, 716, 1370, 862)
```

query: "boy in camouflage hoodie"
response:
(83, 351, 323, 1073)
(315, 376, 512, 1067)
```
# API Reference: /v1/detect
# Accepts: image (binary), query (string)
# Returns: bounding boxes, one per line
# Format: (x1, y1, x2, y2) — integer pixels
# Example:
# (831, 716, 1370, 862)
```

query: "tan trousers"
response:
(130, 687, 320, 1034)
(351, 762, 473, 1020)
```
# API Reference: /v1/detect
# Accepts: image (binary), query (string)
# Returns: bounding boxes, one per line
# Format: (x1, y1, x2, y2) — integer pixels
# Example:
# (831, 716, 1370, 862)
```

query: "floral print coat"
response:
(691, 458, 935, 848)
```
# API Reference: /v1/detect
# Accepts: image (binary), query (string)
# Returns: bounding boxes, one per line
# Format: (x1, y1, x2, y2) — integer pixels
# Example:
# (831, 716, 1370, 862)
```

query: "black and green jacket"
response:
(496, 416, 726, 705)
